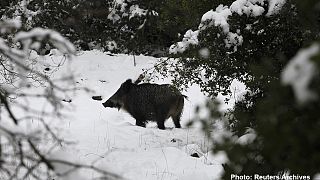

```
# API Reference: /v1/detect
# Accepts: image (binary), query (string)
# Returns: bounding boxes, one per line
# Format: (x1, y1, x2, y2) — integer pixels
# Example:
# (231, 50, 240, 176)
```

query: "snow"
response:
(200, 5, 232, 33)
(0, 38, 10, 51)
(108, 1, 157, 23)
(230, 0, 265, 17)
(107, 10, 121, 23)
(35, 50, 245, 180)
(198, 48, 210, 59)
(169, 30, 199, 54)
(237, 128, 256, 145)
(101, 147, 222, 180)
(106, 40, 118, 51)
(15, 28, 75, 54)
(224, 32, 244, 51)
(200, 151, 229, 167)
(0, 17, 22, 33)
(129, 5, 148, 19)
(230, 0, 286, 16)
(2, 0, 39, 29)
(266, 0, 286, 16)
(281, 44, 319, 104)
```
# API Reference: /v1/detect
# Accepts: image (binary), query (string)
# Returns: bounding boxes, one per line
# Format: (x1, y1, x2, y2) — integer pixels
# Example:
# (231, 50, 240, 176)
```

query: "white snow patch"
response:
(237, 128, 256, 145)
(129, 5, 147, 19)
(107, 10, 121, 23)
(182, 144, 204, 156)
(106, 40, 118, 51)
(199, 48, 210, 58)
(40, 51, 235, 180)
(281, 44, 319, 104)
(267, 0, 286, 16)
(0, 17, 22, 33)
(200, 151, 229, 166)
(100, 147, 223, 180)
(2, 49, 245, 179)
(225, 32, 244, 50)
(169, 30, 199, 54)
(200, 5, 232, 33)
(230, 0, 265, 17)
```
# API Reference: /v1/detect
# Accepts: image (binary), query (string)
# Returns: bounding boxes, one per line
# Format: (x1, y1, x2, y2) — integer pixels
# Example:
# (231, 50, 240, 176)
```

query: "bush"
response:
(189, 1, 320, 178)
(158, 0, 315, 97)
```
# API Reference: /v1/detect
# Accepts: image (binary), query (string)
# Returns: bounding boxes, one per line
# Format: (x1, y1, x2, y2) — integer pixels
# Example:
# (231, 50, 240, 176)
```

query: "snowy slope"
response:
(45, 50, 243, 180)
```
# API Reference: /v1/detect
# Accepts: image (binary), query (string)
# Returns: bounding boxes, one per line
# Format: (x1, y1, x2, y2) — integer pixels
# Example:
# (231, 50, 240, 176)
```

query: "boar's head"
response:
(102, 79, 133, 110)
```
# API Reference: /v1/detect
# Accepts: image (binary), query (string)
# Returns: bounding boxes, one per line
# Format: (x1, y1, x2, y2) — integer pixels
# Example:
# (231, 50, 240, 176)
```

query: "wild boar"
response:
(102, 79, 185, 129)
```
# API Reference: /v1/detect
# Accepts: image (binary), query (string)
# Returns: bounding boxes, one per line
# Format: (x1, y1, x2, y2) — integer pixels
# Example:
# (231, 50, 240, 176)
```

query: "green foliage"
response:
(215, 64, 320, 178)
(1, 0, 153, 53)
(194, 46, 320, 178)
(161, 0, 315, 97)
(227, 0, 319, 135)
(2, 0, 236, 56)
(227, 92, 259, 136)
(156, 0, 234, 48)
(28, 0, 129, 51)
(189, 1, 320, 179)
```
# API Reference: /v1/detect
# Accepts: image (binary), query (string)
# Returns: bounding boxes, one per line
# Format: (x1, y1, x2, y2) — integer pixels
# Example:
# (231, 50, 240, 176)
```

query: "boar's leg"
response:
(156, 114, 166, 130)
(136, 120, 146, 128)
(155, 109, 167, 130)
(130, 113, 146, 128)
(171, 96, 184, 128)
(157, 120, 165, 130)
(172, 115, 181, 128)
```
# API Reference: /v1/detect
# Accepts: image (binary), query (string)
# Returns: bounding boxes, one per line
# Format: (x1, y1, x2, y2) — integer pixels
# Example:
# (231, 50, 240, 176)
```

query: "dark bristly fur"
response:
(102, 79, 185, 130)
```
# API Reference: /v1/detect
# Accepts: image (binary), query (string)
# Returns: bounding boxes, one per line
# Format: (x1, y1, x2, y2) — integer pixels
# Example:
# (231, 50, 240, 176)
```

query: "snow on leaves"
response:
(0, 18, 22, 33)
(15, 27, 75, 54)
(107, 0, 157, 23)
(169, 0, 286, 54)
(230, 0, 265, 17)
(281, 44, 319, 104)
(169, 30, 199, 54)
(200, 5, 232, 33)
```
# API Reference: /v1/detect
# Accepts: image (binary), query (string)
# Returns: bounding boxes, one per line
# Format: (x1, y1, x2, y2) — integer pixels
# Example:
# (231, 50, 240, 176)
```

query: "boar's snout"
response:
(102, 99, 121, 110)
(102, 100, 114, 108)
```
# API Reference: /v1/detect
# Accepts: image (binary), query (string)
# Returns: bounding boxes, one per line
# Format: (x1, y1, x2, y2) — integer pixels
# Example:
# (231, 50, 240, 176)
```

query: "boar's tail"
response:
(176, 95, 185, 114)
(169, 94, 185, 120)
(182, 95, 189, 101)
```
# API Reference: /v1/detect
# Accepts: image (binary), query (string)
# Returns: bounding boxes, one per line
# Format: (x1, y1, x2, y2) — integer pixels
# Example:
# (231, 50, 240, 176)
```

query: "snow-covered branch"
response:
(281, 43, 319, 104)
(169, 0, 286, 54)
(0, 19, 119, 179)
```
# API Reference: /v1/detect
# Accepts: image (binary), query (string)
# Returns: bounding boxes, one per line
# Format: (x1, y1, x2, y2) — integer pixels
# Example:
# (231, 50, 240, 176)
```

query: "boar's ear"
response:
(121, 79, 133, 92)
(125, 79, 133, 84)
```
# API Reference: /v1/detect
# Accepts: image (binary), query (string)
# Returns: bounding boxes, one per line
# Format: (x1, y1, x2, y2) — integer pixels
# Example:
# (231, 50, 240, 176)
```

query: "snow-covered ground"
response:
(43, 50, 245, 180)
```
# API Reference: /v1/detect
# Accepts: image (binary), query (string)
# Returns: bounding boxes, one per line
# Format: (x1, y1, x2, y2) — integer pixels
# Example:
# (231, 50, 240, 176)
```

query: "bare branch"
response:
(27, 139, 55, 171)
(0, 20, 120, 180)
(0, 92, 18, 124)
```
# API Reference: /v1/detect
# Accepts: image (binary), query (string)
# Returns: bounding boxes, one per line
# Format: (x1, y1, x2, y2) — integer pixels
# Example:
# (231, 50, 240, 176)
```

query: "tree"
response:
(3, 0, 239, 57)
(188, 0, 320, 179)
(155, 0, 315, 97)
(203, 43, 320, 179)
(0, 19, 120, 179)
(22, 0, 159, 54)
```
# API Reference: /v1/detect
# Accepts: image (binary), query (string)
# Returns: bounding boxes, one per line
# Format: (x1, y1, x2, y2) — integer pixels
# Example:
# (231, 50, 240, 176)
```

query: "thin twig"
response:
(28, 139, 55, 170)
(0, 92, 18, 124)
